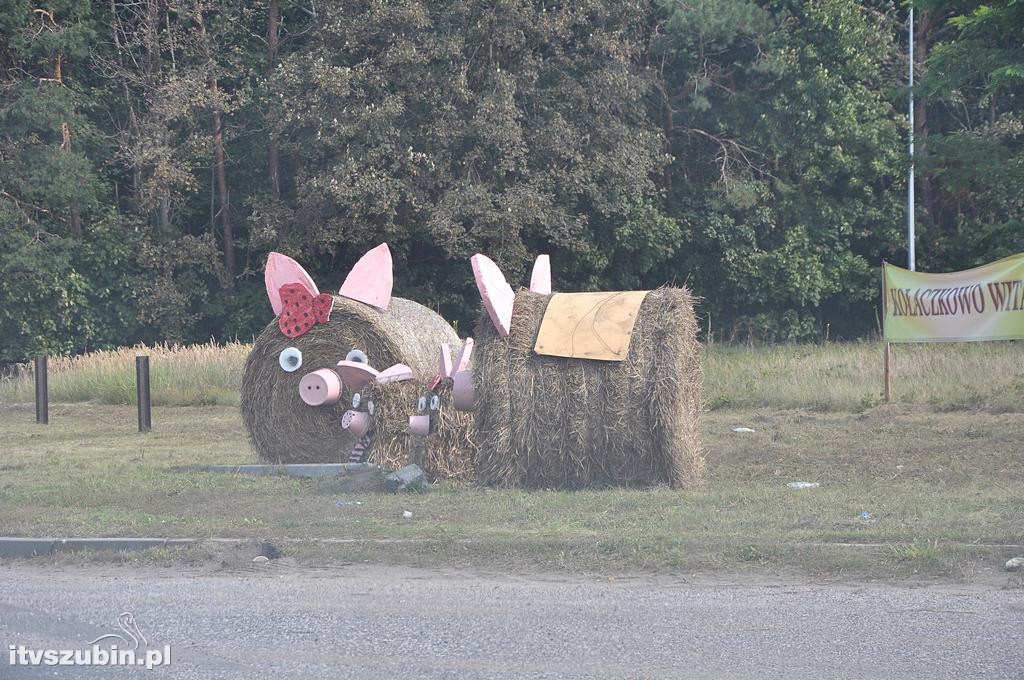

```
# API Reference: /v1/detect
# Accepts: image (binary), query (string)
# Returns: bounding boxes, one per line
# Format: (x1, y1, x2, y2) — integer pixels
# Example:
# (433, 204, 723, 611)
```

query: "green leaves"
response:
(651, 0, 904, 340)
(0, 0, 1020, 357)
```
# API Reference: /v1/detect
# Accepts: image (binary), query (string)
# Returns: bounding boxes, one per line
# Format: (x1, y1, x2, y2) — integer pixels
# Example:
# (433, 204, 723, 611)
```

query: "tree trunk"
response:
(267, 0, 281, 200)
(212, 78, 234, 287)
(62, 122, 82, 237)
(53, 44, 82, 237)
(159, 194, 171, 236)
(195, 4, 235, 287)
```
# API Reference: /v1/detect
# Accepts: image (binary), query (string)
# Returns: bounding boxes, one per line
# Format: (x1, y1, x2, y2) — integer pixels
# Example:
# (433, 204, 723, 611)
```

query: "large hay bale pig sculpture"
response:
(447, 254, 704, 489)
(240, 244, 470, 473)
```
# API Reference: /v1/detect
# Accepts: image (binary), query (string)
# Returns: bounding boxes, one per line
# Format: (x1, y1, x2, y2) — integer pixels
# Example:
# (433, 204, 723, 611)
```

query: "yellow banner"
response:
(883, 253, 1024, 342)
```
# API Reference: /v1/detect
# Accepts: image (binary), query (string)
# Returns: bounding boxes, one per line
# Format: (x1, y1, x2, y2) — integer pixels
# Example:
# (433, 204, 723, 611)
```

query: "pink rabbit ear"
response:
(455, 338, 474, 372)
(529, 254, 551, 294)
(439, 343, 454, 379)
(471, 254, 514, 337)
(266, 252, 320, 316)
(339, 243, 393, 310)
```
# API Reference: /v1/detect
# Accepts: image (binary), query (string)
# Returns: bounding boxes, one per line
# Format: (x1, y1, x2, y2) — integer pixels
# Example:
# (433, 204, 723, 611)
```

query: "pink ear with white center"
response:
(265, 252, 320, 316)
(439, 343, 454, 379)
(529, 254, 551, 294)
(339, 243, 393, 310)
(471, 254, 514, 337)
(455, 338, 474, 372)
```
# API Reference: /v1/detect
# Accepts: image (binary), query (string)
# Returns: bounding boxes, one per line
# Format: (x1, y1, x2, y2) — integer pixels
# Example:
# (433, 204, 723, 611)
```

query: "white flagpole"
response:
(908, 7, 916, 271)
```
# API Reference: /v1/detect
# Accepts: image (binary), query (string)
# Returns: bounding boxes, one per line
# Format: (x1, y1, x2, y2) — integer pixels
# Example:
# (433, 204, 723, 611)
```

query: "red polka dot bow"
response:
(278, 283, 334, 338)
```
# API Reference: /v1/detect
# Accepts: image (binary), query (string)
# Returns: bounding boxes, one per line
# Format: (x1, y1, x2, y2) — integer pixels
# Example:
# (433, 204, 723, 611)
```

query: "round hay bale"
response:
(241, 295, 459, 464)
(472, 288, 704, 488)
(356, 378, 476, 482)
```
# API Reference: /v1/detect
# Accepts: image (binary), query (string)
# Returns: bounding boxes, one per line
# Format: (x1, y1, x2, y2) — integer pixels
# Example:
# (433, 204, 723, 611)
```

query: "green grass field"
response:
(0, 342, 1022, 580)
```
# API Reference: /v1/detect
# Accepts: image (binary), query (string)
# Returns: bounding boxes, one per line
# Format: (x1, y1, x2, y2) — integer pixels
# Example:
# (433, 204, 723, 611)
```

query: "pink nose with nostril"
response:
(408, 414, 430, 437)
(299, 369, 342, 406)
(342, 409, 370, 436)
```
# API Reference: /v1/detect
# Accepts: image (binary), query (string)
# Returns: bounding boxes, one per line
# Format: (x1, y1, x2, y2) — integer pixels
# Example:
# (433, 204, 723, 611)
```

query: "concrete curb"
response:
(0, 538, 196, 558)
(0, 537, 441, 558)
(2, 537, 1022, 559)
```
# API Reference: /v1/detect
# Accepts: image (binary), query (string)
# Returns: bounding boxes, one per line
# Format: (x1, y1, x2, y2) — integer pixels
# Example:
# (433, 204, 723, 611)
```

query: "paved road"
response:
(1, 563, 1022, 679)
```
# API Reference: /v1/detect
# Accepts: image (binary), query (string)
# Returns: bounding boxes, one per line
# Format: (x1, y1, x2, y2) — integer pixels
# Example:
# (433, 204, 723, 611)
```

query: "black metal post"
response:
(136, 355, 151, 432)
(34, 355, 48, 424)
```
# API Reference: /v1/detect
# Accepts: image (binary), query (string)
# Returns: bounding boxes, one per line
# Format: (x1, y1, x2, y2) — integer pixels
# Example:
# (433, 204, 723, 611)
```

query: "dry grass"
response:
(703, 341, 1024, 412)
(0, 341, 248, 407)
(2, 340, 1021, 415)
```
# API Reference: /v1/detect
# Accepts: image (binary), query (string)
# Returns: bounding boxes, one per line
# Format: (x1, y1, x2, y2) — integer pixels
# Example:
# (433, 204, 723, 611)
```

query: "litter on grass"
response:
(787, 481, 820, 489)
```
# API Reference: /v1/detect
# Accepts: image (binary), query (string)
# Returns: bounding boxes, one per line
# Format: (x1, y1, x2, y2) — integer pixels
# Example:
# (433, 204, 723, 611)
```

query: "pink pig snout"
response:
(408, 414, 430, 437)
(298, 369, 342, 406)
(452, 370, 475, 411)
(342, 409, 370, 436)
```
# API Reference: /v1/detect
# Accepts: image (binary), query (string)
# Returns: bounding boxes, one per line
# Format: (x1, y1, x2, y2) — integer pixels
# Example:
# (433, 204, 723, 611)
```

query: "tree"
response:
(0, 1, 139, 362)
(650, 0, 905, 340)
(915, 0, 1024, 267)
(249, 0, 671, 321)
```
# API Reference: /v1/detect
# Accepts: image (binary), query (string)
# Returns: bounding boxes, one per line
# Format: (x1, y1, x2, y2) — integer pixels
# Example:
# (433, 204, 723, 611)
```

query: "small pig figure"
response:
(449, 254, 704, 489)
(339, 341, 476, 481)
(240, 244, 461, 464)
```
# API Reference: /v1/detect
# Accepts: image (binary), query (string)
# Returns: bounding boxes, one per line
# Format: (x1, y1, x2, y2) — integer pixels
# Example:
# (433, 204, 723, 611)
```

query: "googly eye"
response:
(430, 394, 440, 411)
(351, 392, 361, 409)
(279, 347, 303, 372)
(417, 396, 427, 413)
(367, 401, 375, 416)
(345, 349, 368, 364)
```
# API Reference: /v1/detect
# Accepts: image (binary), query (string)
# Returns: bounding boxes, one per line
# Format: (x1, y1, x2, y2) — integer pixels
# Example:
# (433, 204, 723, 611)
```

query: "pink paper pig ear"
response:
(455, 338, 474, 372)
(339, 243, 393, 311)
(266, 252, 320, 316)
(335, 360, 380, 390)
(376, 363, 413, 385)
(471, 254, 514, 337)
(439, 343, 454, 379)
(529, 254, 551, 294)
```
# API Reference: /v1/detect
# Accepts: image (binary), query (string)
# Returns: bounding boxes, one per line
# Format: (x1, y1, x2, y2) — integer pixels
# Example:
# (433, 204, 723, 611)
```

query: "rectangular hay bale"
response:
(472, 288, 704, 489)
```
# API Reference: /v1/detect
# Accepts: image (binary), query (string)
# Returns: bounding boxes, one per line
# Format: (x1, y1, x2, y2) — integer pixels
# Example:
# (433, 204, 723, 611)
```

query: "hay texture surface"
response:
(473, 288, 703, 489)
(358, 379, 476, 482)
(241, 296, 458, 464)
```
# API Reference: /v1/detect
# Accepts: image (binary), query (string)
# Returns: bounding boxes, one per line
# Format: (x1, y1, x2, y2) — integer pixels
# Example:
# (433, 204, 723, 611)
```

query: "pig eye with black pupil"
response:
(279, 347, 302, 372)
(352, 393, 361, 409)
(430, 394, 440, 411)
(345, 349, 367, 364)
(417, 396, 427, 413)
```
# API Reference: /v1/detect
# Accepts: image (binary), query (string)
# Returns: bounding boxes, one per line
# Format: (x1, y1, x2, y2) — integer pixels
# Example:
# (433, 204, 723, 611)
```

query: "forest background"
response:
(1, 0, 1021, 363)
